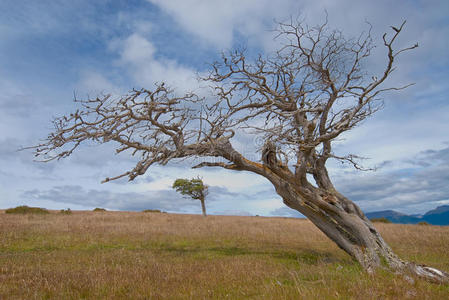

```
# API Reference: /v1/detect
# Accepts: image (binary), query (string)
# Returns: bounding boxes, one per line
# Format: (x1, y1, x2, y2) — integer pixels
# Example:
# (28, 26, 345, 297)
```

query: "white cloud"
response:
(77, 71, 120, 95)
(146, 0, 449, 88)
(147, 0, 298, 48)
(270, 206, 305, 218)
(23, 185, 190, 212)
(120, 33, 156, 62)
(333, 146, 449, 214)
(111, 33, 198, 92)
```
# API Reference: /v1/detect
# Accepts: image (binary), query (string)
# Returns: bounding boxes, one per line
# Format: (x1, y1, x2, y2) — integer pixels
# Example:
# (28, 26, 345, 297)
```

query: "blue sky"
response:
(1, 0, 449, 216)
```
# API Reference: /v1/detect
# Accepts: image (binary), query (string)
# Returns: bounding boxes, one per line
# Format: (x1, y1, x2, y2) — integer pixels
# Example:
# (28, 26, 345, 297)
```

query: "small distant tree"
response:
(172, 177, 208, 216)
(371, 217, 392, 224)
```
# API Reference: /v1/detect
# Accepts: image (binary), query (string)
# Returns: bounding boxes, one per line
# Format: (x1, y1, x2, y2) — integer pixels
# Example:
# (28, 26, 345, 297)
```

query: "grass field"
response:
(0, 210, 448, 299)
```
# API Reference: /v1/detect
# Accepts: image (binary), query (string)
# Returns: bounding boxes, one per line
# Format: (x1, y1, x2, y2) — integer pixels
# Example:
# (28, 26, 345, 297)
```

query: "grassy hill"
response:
(0, 210, 448, 299)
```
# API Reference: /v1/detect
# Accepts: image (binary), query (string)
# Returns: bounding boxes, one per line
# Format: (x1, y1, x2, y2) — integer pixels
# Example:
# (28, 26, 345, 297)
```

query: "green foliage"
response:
(371, 217, 392, 223)
(142, 209, 162, 213)
(172, 177, 208, 200)
(60, 208, 72, 215)
(5, 205, 49, 214)
(93, 208, 106, 212)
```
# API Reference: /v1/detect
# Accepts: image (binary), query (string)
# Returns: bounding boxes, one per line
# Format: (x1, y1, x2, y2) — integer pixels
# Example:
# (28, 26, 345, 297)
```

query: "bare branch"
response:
(192, 162, 240, 170)
(29, 19, 416, 186)
(331, 154, 376, 171)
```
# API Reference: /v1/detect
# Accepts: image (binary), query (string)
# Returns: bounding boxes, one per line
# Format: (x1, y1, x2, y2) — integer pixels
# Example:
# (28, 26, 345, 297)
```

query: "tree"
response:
(30, 18, 448, 283)
(172, 177, 208, 216)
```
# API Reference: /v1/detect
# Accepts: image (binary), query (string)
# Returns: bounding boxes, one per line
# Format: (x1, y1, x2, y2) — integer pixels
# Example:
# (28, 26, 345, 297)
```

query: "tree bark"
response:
(272, 178, 449, 283)
(205, 138, 449, 283)
(200, 197, 207, 217)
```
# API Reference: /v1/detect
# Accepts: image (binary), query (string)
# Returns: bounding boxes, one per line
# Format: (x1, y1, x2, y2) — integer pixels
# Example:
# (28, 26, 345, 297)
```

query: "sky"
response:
(1, 0, 448, 217)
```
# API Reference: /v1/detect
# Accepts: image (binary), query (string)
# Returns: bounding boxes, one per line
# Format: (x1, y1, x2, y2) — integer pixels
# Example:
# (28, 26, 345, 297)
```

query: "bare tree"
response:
(172, 177, 208, 216)
(30, 19, 448, 283)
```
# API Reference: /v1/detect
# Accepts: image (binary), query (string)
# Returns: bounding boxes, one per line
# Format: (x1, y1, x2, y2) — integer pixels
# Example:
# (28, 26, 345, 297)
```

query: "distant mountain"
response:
(422, 205, 449, 225)
(366, 205, 449, 225)
(365, 210, 421, 224)
(424, 205, 449, 215)
(366, 210, 407, 219)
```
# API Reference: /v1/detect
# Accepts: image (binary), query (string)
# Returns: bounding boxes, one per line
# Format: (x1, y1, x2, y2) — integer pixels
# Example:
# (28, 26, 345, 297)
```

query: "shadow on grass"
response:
(157, 244, 341, 266)
(2, 234, 344, 267)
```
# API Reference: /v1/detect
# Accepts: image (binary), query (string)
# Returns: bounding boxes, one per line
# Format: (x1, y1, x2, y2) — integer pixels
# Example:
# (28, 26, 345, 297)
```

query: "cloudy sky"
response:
(1, 0, 448, 216)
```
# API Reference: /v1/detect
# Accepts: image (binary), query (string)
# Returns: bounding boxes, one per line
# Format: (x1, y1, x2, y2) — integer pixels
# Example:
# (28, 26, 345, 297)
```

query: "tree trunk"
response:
(200, 198, 207, 217)
(208, 138, 448, 283)
(272, 178, 449, 283)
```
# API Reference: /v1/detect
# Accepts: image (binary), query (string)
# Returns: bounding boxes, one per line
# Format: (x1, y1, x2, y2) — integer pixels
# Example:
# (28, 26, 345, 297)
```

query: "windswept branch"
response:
(204, 19, 416, 176)
(331, 154, 376, 171)
(29, 19, 416, 184)
(192, 162, 240, 170)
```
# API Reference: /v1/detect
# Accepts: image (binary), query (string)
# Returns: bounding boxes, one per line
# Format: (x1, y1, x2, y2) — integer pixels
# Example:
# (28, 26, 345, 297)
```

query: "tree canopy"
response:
(172, 178, 208, 200)
(172, 177, 208, 216)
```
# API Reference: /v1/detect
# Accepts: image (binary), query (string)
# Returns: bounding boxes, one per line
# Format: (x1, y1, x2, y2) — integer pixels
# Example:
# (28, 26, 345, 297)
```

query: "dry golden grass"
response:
(0, 210, 448, 299)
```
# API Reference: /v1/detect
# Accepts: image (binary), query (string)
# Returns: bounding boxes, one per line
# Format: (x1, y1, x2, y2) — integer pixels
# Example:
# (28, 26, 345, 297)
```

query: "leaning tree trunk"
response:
(210, 138, 449, 283)
(200, 197, 207, 217)
(271, 178, 449, 283)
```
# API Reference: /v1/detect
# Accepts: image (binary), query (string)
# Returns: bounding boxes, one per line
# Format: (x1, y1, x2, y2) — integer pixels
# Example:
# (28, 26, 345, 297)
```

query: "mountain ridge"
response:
(366, 205, 449, 225)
